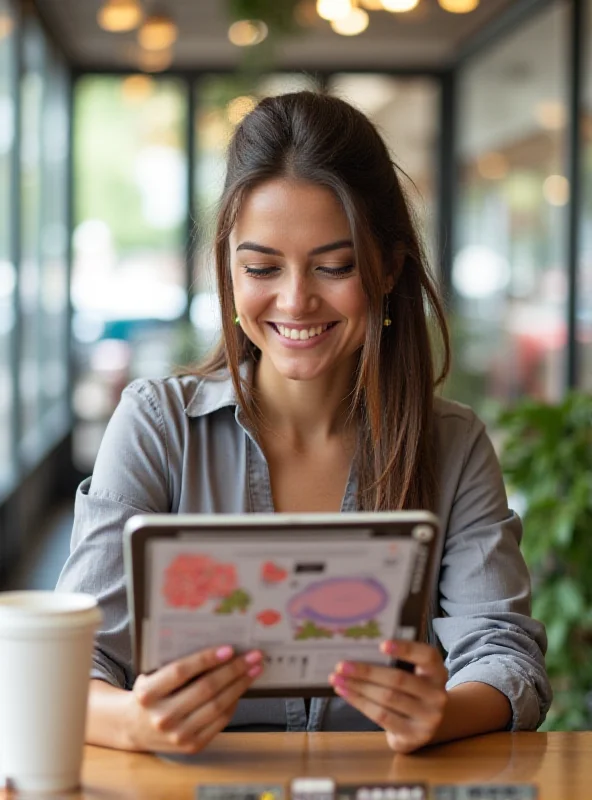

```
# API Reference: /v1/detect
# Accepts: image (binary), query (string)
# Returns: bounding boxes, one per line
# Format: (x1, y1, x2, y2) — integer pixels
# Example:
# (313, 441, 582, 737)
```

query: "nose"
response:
(276, 270, 320, 319)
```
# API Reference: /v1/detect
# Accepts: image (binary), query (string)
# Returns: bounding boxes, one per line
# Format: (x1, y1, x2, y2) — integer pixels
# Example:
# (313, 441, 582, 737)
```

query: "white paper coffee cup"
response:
(0, 591, 102, 794)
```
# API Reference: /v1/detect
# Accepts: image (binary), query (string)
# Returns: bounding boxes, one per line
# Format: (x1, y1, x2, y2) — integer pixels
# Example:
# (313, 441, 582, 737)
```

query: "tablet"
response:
(123, 511, 441, 697)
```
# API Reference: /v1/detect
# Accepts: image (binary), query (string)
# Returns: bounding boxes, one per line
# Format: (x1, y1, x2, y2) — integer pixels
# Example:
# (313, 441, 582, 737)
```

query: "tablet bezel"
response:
(123, 511, 441, 698)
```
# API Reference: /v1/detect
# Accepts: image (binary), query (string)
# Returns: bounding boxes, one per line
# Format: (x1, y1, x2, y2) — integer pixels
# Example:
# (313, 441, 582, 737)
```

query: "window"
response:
(579, 0, 592, 389)
(72, 75, 188, 470)
(450, 3, 569, 418)
(0, 0, 16, 493)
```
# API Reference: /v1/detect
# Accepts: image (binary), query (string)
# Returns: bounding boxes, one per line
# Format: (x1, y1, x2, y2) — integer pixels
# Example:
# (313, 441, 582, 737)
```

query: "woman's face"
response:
(229, 178, 368, 383)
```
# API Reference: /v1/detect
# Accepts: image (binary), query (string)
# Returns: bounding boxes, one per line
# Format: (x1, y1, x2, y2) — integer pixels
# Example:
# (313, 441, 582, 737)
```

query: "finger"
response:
(134, 646, 260, 705)
(329, 673, 446, 722)
(331, 680, 413, 738)
(380, 640, 447, 679)
(175, 703, 239, 755)
(169, 664, 263, 746)
(334, 659, 445, 701)
(150, 653, 263, 732)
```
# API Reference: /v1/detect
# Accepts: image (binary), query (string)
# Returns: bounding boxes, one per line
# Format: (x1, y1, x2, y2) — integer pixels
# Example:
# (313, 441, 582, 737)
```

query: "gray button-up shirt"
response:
(56, 369, 552, 733)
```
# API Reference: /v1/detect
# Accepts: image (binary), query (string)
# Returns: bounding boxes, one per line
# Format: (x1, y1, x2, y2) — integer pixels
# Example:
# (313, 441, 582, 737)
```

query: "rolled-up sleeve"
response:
(433, 411, 552, 730)
(56, 380, 170, 690)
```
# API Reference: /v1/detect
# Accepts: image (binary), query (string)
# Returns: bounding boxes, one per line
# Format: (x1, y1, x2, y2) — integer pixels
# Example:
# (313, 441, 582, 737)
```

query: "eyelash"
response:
(242, 265, 355, 279)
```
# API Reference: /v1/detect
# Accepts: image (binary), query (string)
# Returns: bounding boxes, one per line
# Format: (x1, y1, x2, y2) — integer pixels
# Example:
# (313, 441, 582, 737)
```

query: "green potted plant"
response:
(497, 392, 592, 730)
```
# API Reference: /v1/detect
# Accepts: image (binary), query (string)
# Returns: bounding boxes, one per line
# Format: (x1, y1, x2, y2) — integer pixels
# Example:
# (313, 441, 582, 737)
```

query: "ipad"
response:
(123, 511, 441, 697)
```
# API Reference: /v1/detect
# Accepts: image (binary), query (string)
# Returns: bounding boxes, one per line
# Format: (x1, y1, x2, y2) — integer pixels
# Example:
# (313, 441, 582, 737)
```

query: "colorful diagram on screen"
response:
(162, 553, 251, 613)
(287, 577, 387, 640)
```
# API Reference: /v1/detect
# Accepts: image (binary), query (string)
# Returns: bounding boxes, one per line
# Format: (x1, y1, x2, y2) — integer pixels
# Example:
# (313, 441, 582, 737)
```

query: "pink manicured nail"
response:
(334, 685, 348, 699)
(248, 664, 263, 679)
(216, 646, 233, 661)
(337, 661, 355, 676)
(331, 674, 347, 688)
(245, 650, 263, 665)
(381, 640, 397, 655)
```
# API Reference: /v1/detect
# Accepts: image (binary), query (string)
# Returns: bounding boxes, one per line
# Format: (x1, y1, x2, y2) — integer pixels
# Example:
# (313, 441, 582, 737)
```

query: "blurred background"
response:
(0, 0, 591, 727)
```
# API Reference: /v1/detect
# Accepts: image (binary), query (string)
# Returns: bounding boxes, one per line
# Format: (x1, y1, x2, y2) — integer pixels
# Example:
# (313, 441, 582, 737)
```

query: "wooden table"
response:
(3, 732, 592, 798)
(68, 732, 592, 799)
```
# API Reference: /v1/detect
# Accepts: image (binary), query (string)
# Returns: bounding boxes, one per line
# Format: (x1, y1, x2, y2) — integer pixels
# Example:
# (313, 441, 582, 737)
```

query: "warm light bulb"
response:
(136, 46, 174, 72)
(137, 14, 177, 51)
(227, 96, 257, 125)
(360, 0, 384, 9)
(97, 0, 143, 32)
(121, 74, 154, 103)
(438, 0, 479, 12)
(331, 7, 369, 34)
(381, 0, 419, 12)
(543, 175, 569, 207)
(316, 0, 352, 22)
(228, 19, 268, 46)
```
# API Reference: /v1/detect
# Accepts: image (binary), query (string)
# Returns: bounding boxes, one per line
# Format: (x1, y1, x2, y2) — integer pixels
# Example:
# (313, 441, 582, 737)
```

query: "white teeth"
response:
(276, 323, 332, 341)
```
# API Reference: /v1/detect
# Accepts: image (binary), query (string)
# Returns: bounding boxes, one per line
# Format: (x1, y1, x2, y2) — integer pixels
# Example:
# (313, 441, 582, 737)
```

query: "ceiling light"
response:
(316, 0, 352, 22)
(138, 14, 177, 50)
(97, 0, 143, 33)
(137, 46, 174, 72)
(228, 19, 269, 46)
(0, 15, 14, 39)
(331, 7, 369, 34)
(438, 0, 479, 12)
(360, 0, 384, 9)
(381, 0, 420, 12)
(543, 175, 569, 207)
(121, 74, 154, 103)
(535, 100, 567, 131)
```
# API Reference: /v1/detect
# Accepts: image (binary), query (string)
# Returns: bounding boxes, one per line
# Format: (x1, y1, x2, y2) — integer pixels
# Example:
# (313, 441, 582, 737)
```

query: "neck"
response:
(253, 357, 358, 449)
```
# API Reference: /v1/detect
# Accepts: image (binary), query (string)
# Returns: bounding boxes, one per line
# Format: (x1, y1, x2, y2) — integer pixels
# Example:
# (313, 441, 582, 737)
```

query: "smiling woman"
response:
(57, 91, 551, 758)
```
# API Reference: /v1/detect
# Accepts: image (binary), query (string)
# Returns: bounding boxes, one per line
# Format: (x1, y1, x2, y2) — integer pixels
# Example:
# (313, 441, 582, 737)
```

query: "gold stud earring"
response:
(383, 297, 392, 328)
(233, 311, 240, 325)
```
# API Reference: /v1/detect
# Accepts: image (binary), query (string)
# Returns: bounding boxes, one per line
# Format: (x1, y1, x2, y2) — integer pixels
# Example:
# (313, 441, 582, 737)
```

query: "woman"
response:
(57, 91, 551, 755)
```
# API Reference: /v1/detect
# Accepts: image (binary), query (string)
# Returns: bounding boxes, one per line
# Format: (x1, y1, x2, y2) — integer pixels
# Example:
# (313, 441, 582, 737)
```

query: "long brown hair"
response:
(195, 91, 450, 512)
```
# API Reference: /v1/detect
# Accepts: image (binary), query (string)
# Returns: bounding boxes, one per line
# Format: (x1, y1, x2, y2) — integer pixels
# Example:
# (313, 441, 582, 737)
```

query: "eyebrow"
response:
(235, 239, 354, 257)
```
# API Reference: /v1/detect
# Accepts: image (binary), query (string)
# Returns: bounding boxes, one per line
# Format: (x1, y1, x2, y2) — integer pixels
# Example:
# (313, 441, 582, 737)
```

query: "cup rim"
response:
(0, 591, 100, 617)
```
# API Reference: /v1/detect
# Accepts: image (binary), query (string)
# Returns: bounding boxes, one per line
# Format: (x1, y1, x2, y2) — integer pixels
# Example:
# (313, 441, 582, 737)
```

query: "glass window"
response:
(72, 75, 188, 471)
(191, 73, 320, 352)
(580, 0, 592, 389)
(39, 43, 69, 424)
(19, 12, 45, 462)
(0, 0, 16, 493)
(328, 74, 440, 268)
(450, 2, 569, 419)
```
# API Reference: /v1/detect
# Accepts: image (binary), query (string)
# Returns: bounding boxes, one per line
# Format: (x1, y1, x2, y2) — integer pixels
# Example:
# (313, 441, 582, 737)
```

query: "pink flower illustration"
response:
(163, 554, 238, 609)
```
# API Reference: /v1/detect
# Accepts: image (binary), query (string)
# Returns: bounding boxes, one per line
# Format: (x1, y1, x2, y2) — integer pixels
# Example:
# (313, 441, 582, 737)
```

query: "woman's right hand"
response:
(124, 645, 264, 753)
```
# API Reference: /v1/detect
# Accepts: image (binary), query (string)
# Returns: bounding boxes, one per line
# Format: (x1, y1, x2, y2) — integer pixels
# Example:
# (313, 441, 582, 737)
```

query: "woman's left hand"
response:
(328, 639, 449, 754)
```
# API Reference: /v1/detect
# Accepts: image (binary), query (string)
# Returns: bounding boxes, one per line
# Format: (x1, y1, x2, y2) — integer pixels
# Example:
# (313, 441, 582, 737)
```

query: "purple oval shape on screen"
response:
(287, 577, 388, 625)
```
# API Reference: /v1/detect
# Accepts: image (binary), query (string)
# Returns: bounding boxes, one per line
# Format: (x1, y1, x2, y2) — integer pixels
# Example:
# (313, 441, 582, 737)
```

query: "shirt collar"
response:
(184, 361, 252, 418)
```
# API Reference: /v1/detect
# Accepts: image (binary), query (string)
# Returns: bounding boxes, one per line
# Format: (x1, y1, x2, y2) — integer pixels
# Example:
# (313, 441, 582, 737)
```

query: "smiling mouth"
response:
(269, 322, 338, 341)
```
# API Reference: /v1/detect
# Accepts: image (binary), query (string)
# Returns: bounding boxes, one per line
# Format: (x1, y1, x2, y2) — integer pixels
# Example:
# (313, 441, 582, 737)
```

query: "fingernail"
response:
(337, 661, 355, 677)
(245, 650, 263, 665)
(216, 645, 233, 661)
(334, 684, 348, 699)
(381, 640, 397, 655)
(248, 664, 263, 679)
(330, 673, 347, 688)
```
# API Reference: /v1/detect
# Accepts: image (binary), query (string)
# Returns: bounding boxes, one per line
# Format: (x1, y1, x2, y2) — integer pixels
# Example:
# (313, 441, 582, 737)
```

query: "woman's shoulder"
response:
(120, 369, 237, 421)
(433, 395, 488, 459)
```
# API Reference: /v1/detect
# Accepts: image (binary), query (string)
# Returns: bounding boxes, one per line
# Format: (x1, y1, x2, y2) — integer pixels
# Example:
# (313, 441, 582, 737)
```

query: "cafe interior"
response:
(0, 0, 591, 794)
